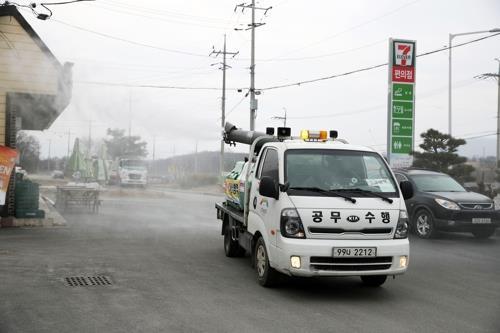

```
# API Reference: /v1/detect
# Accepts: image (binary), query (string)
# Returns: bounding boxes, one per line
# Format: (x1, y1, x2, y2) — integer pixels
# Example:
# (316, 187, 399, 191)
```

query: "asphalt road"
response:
(0, 191, 499, 333)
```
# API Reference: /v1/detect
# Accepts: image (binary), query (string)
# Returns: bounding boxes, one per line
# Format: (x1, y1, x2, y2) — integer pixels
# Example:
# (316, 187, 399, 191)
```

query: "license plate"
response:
(472, 218, 491, 224)
(333, 247, 377, 257)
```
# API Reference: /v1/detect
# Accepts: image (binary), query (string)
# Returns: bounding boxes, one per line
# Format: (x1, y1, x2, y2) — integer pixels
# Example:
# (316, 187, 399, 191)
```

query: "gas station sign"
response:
(387, 39, 416, 168)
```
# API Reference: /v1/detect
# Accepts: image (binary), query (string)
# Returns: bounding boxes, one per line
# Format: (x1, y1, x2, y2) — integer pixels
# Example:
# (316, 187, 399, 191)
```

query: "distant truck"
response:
(117, 158, 148, 187)
(216, 123, 414, 287)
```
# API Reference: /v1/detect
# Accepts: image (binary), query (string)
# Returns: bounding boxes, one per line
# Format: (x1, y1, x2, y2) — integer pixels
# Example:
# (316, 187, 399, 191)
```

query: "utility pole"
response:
(272, 107, 287, 127)
(194, 140, 198, 174)
(88, 119, 92, 156)
(152, 135, 156, 162)
(47, 138, 51, 172)
(476, 58, 500, 167)
(497, 58, 500, 168)
(448, 28, 500, 135)
(152, 135, 156, 175)
(210, 34, 239, 177)
(128, 91, 132, 139)
(235, 1, 272, 130)
(67, 130, 72, 159)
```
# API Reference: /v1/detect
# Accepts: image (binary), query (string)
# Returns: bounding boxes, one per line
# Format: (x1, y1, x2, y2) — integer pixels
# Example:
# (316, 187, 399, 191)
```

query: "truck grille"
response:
(308, 228, 392, 235)
(458, 203, 493, 210)
(129, 173, 141, 180)
(310, 256, 393, 271)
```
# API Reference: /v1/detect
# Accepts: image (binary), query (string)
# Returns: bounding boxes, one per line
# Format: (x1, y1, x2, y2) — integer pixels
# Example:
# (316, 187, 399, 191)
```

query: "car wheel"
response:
(471, 227, 496, 239)
(360, 275, 387, 287)
(224, 224, 245, 257)
(254, 237, 279, 287)
(414, 209, 436, 239)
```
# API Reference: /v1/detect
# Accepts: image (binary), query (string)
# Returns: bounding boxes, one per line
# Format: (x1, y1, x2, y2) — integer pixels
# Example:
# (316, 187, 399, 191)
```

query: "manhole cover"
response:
(64, 276, 112, 287)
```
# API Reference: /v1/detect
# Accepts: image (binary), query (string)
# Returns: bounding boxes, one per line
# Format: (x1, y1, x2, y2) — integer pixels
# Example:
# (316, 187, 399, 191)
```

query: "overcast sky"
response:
(12, 0, 500, 159)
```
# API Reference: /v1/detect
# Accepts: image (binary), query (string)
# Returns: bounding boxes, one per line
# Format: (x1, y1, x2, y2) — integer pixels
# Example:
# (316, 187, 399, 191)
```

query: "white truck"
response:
(118, 158, 148, 187)
(215, 123, 414, 287)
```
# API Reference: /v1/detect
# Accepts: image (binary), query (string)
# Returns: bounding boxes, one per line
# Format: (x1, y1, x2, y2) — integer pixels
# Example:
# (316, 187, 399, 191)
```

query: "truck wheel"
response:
(361, 275, 387, 287)
(254, 237, 279, 287)
(414, 209, 436, 239)
(472, 227, 496, 239)
(224, 225, 245, 257)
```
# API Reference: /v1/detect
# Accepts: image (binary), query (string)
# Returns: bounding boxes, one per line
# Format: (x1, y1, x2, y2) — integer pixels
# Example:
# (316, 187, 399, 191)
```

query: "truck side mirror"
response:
(400, 180, 414, 200)
(259, 176, 279, 200)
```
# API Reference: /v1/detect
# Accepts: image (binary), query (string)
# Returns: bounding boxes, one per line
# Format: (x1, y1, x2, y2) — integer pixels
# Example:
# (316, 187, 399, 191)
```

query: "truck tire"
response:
(224, 225, 245, 257)
(254, 237, 279, 287)
(472, 227, 496, 239)
(361, 275, 387, 287)
(413, 209, 436, 239)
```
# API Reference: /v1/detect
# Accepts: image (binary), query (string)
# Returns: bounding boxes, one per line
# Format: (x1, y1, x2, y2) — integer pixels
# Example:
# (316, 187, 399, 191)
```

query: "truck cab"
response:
(216, 125, 413, 287)
(118, 158, 148, 187)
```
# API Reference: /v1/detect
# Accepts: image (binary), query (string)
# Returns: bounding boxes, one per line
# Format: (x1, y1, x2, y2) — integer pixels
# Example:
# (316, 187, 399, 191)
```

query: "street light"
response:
(448, 28, 500, 135)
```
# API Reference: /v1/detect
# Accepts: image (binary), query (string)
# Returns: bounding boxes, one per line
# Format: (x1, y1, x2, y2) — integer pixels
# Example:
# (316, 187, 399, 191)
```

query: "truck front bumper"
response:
(120, 179, 147, 185)
(272, 238, 409, 277)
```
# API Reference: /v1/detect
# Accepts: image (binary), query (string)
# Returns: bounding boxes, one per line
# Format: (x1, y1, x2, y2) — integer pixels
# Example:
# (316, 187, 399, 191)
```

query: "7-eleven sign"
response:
(388, 38, 416, 168)
(393, 41, 415, 67)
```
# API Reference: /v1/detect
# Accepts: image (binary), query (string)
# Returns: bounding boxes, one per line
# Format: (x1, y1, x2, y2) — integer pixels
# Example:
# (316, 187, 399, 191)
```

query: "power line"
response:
(50, 18, 211, 58)
(260, 33, 500, 91)
(73, 65, 481, 95)
(288, 78, 481, 120)
(265, 0, 422, 60)
(225, 96, 247, 119)
(73, 80, 236, 91)
(252, 39, 386, 63)
(89, 2, 229, 30)
(101, 0, 235, 25)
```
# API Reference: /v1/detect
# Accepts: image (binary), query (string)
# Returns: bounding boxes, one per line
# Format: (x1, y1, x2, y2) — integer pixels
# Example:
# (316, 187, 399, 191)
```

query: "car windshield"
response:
(410, 174, 466, 192)
(285, 149, 397, 194)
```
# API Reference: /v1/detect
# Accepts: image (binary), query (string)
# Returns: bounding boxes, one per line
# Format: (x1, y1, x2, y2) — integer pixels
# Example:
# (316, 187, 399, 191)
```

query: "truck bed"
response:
(215, 202, 244, 224)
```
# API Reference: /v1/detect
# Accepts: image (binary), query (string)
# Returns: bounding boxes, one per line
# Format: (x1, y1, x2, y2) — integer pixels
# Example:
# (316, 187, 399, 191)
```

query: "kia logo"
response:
(347, 215, 360, 223)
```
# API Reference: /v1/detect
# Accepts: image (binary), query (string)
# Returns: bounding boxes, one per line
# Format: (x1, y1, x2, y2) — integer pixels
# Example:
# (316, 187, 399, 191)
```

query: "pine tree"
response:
(412, 129, 474, 183)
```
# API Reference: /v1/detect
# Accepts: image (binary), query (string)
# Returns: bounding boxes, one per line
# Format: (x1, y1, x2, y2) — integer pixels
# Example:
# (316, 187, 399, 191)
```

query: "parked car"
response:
(393, 168, 498, 239)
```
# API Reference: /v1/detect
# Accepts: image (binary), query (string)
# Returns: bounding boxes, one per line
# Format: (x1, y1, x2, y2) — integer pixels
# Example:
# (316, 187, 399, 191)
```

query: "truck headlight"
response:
(435, 198, 460, 210)
(399, 256, 408, 268)
(280, 208, 306, 238)
(290, 256, 301, 268)
(394, 210, 409, 239)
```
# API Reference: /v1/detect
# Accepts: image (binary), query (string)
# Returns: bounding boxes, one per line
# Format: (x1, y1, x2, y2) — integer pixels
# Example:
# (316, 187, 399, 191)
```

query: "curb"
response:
(0, 196, 67, 228)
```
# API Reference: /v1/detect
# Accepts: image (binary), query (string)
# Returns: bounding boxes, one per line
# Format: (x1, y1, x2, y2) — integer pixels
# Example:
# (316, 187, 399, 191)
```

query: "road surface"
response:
(0, 191, 499, 332)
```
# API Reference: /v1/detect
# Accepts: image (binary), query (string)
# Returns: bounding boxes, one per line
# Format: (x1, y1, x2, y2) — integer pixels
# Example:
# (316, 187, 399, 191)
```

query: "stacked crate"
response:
(14, 178, 45, 218)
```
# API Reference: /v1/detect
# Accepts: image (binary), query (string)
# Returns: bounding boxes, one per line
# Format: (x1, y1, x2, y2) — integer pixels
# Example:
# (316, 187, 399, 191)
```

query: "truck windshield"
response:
(121, 160, 147, 170)
(410, 174, 466, 192)
(285, 149, 397, 195)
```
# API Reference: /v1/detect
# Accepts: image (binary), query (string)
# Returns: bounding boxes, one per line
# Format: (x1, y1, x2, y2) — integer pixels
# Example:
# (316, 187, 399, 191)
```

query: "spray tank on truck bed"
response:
(222, 122, 282, 211)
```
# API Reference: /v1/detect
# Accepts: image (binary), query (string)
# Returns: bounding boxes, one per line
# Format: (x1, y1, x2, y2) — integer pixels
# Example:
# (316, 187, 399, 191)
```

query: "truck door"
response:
(250, 147, 281, 247)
